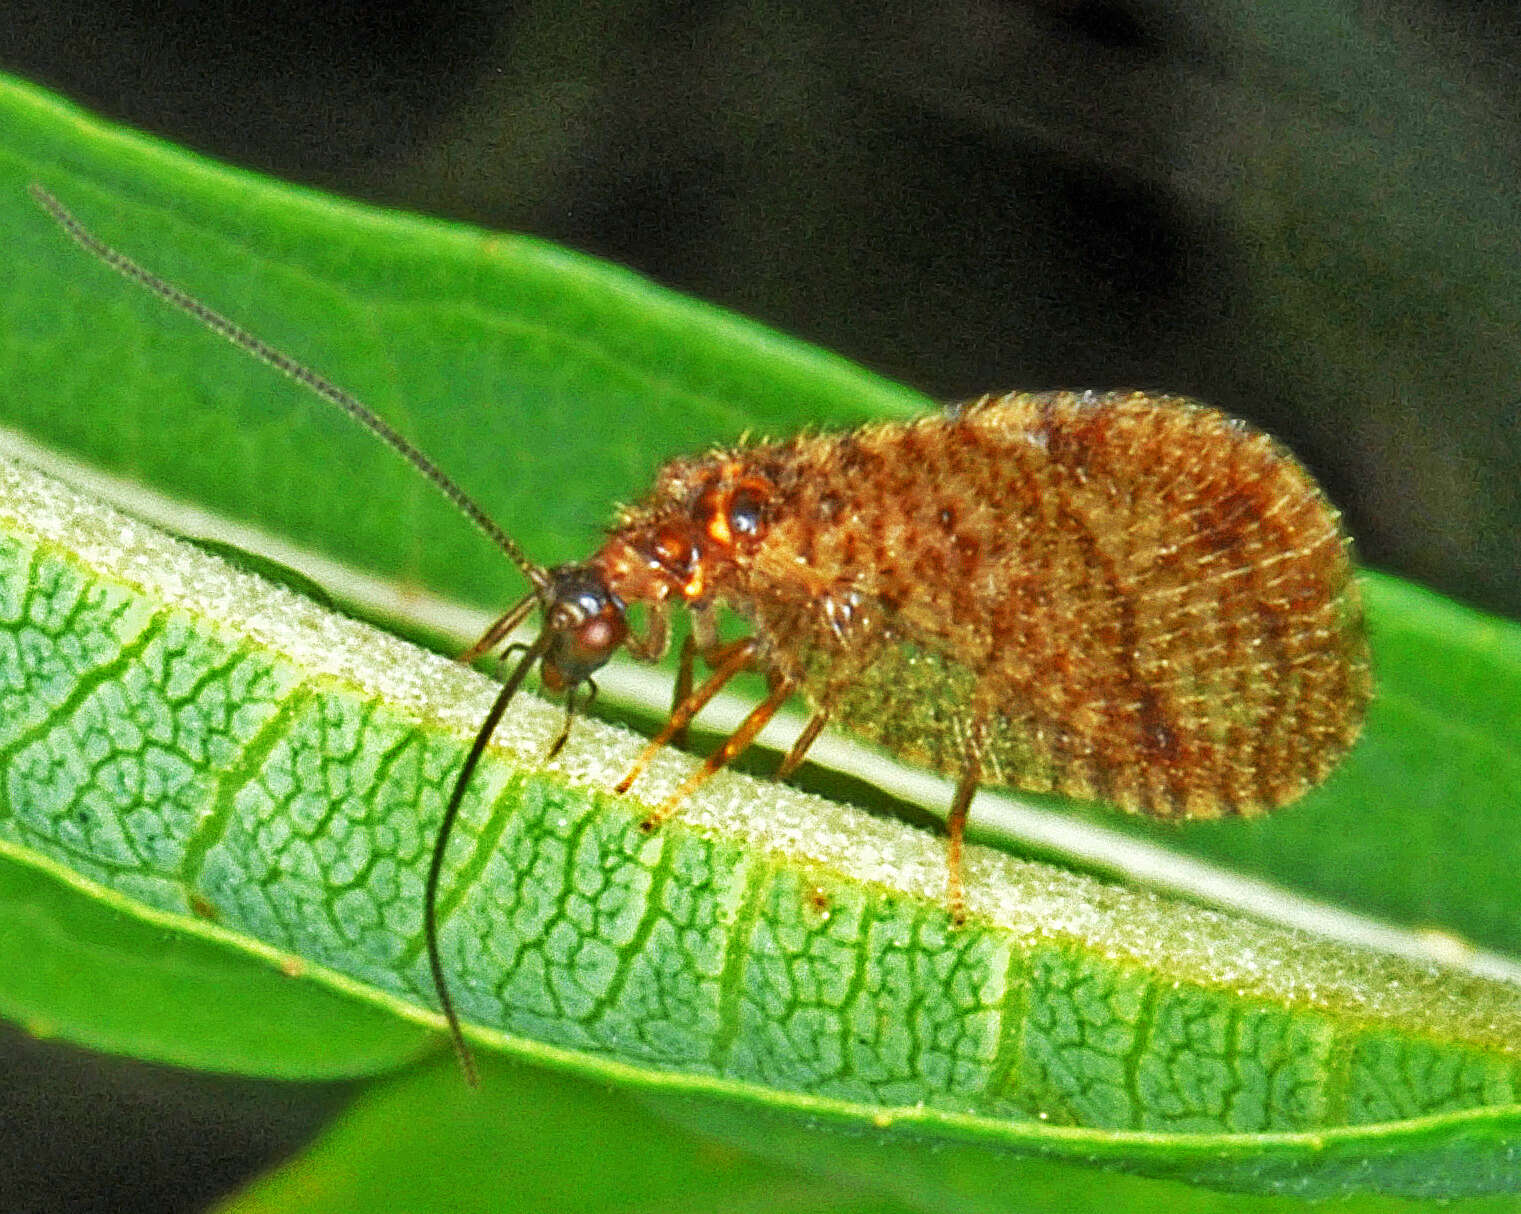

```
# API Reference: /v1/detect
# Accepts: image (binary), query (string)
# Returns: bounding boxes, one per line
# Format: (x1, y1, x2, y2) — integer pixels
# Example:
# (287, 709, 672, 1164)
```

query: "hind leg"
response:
(776, 709, 829, 779)
(945, 759, 979, 925)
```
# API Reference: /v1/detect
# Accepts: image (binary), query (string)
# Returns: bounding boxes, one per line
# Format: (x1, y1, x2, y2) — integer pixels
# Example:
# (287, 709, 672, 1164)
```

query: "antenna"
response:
(30, 183, 547, 591)
(426, 618, 545, 1088)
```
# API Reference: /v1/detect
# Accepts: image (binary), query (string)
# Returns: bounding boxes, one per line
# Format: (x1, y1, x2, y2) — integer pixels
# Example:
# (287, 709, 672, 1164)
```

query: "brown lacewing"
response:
(33, 186, 1372, 1086)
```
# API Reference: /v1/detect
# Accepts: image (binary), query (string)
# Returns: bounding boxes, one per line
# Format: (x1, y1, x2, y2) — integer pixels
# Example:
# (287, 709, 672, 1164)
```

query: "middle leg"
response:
(642, 674, 797, 830)
(944, 760, 979, 925)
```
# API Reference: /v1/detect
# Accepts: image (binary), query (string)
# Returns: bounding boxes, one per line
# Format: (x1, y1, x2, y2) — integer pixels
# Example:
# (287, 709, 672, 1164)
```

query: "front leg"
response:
(623, 601, 670, 662)
(456, 591, 538, 665)
(670, 604, 723, 748)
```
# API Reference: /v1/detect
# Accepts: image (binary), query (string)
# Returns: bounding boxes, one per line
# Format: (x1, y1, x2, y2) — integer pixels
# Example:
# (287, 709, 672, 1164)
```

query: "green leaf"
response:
(220, 1055, 920, 1214)
(0, 845, 431, 1079)
(3, 72, 1521, 1203)
(4, 393, 1521, 1202)
(220, 1054, 1521, 1214)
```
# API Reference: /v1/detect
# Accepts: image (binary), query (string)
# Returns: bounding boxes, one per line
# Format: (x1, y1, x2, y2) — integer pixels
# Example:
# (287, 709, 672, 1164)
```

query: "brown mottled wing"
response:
(739, 391, 1371, 819)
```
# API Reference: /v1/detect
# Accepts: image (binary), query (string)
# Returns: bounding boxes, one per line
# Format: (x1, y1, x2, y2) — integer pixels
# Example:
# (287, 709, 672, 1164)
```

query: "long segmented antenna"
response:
(34, 182, 552, 1085)
(29, 183, 547, 591)
(427, 614, 545, 1088)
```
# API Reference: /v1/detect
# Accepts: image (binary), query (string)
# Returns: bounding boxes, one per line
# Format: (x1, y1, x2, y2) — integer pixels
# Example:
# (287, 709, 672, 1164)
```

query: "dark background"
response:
(3, 1, 1520, 1209)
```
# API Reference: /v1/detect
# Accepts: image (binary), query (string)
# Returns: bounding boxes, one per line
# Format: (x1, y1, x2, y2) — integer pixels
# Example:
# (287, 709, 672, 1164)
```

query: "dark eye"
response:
(572, 589, 607, 618)
(728, 489, 764, 536)
(547, 583, 611, 633)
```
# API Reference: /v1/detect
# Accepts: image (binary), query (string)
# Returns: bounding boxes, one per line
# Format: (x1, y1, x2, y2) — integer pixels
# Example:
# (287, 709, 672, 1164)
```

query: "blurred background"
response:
(2, 0, 1519, 1209)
